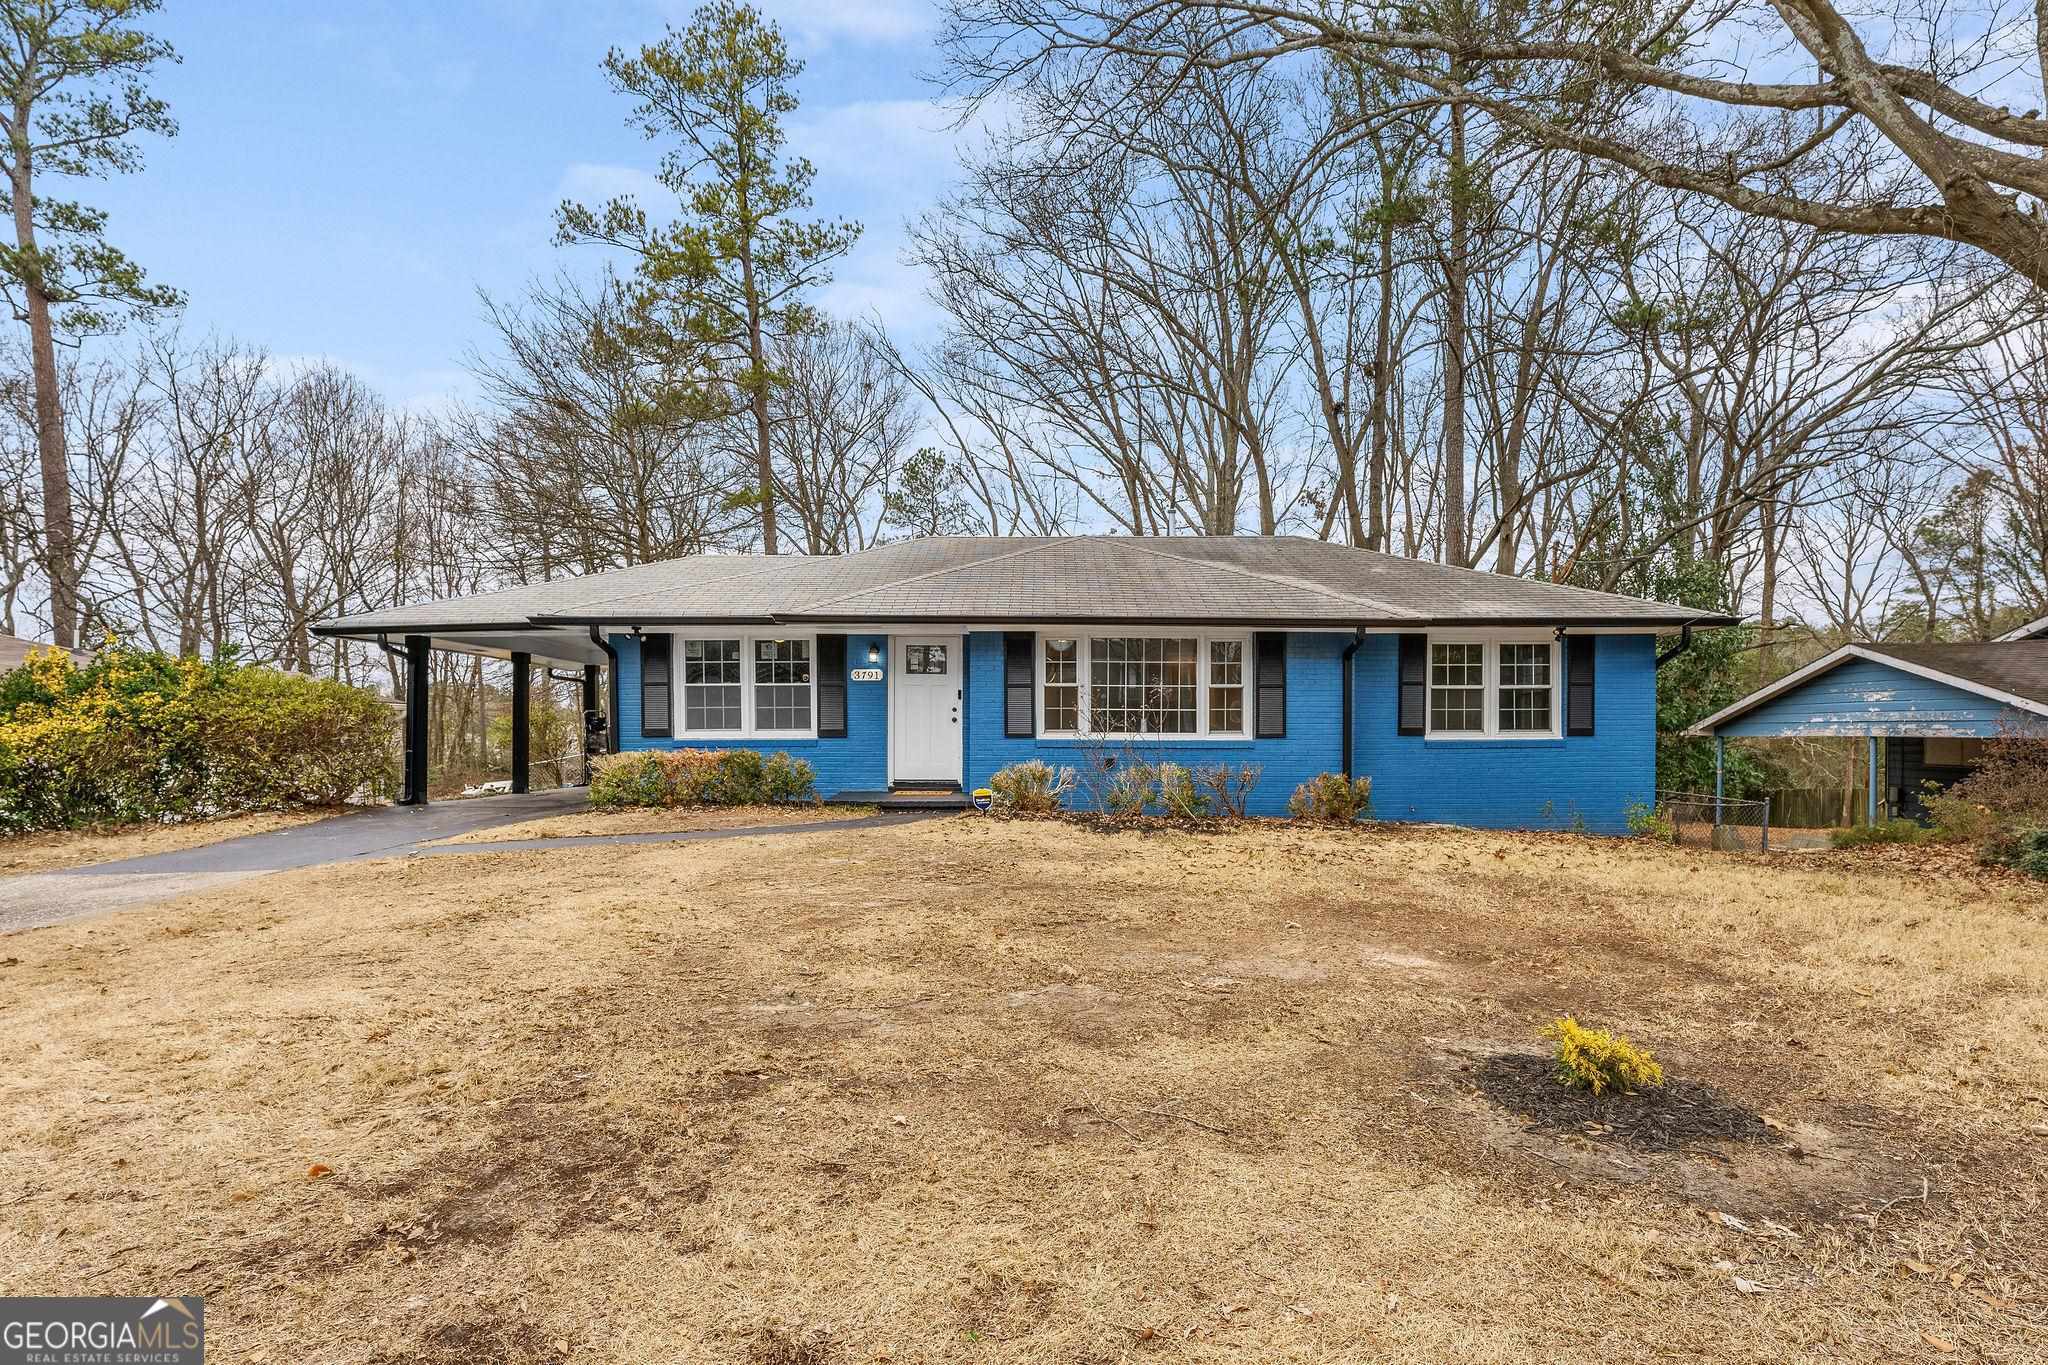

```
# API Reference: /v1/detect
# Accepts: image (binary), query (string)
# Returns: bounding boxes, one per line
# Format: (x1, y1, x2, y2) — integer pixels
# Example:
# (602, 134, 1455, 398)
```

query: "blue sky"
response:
(90, 0, 964, 409)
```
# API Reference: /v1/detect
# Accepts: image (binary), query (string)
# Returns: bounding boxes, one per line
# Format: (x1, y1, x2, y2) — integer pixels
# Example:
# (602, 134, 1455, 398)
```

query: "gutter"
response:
(1340, 628, 1367, 779)
(588, 625, 620, 754)
(1655, 622, 1696, 669)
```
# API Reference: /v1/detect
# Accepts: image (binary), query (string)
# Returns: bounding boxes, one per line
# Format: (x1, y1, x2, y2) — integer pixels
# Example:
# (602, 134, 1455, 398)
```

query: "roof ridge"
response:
(1112, 537, 1420, 618)
(790, 539, 1062, 613)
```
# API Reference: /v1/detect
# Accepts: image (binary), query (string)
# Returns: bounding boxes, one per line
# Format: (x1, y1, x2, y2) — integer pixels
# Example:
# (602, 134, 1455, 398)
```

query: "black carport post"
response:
(401, 634, 431, 806)
(511, 651, 532, 794)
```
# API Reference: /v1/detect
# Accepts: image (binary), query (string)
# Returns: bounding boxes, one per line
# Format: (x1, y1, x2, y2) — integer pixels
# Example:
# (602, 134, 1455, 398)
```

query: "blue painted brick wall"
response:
(611, 632, 890, 795)
(963, 630, 1349, 817)
(614, 627, 1657, 828)
(1353, 633, 1656, 833)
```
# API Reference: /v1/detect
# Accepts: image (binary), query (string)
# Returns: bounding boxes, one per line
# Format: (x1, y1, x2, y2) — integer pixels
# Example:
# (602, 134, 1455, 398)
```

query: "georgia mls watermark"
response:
(2, 1297, 203, 1365)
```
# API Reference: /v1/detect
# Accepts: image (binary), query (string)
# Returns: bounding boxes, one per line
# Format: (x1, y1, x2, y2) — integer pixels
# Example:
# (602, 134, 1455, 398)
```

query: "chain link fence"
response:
(1659, 790, 1772, 852)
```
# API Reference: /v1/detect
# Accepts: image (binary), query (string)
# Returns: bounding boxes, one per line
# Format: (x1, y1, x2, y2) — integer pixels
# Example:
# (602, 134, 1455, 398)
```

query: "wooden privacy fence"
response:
(1760, 787, 1871, 829)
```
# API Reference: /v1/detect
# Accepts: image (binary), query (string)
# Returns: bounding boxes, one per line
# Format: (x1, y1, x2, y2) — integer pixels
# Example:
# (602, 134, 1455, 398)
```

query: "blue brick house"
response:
(316, 537, 1731, 832)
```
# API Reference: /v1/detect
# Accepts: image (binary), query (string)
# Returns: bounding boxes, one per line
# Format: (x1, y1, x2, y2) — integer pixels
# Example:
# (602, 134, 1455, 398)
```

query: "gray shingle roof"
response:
(1859, 641, 2048, 709)
(314, 535, 1733, 637)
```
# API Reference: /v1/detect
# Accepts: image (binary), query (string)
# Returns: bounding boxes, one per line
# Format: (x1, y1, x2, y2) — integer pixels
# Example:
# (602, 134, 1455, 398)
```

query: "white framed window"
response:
(1427, 633, 1559, 739)
(1208, 639, 1245, 735)
(682, 638, 743, 732)
(665, 632, 817, 738)
(1038, 631, 1251, 739)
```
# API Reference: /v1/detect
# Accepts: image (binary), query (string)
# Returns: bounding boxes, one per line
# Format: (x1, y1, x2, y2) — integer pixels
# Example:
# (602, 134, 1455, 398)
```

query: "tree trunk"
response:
(1369, 209, 1394, 553)
(11, 130, 76, 647)
(738, 235, 780, 554)
(1441, 84, 1470, 567)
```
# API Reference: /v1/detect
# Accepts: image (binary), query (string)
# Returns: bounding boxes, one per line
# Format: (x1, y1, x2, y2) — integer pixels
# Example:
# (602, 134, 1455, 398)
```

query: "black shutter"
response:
(1566, 634, 1596, 736)
(1004, 632, 1034, 737)
(817, 634, 848, 738)
(640, 633, 672, 738)
(1254, 631, 1286, 738)
(1397, 634, 1427, 736)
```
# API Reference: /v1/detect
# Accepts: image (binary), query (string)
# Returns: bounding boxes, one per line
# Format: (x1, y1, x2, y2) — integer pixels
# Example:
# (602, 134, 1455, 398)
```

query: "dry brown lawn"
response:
(0, 808, 338, 876)
(1, 818, 2044, 1363)
(424, 803, 876, 846)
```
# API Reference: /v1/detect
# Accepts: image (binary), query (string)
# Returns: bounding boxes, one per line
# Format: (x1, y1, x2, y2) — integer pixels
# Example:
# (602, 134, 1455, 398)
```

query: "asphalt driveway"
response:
(0, 792, 933, 934)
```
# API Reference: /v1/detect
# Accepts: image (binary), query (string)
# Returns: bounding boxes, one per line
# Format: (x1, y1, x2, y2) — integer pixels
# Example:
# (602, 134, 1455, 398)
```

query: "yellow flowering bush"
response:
(1544, 1016, 1665, 1095)
(0, 643, 397, 832)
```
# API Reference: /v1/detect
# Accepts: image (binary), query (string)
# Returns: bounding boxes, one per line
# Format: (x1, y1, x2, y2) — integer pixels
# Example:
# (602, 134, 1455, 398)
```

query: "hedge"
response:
(588, 748, 816, 808)
(0, 643, 397, 833)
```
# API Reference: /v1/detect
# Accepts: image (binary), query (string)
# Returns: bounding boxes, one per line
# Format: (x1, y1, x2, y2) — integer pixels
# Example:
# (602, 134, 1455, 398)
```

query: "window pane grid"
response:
(1044, 639, 1079, 732)
(1208, 639, 1244, 733)
(1498, 642, 1553, 733)
(1090, 636, 1197, 734)
(753, 639, 812, 731)
(1429, 642, 1485, 733)
(682, 638, 741, 731)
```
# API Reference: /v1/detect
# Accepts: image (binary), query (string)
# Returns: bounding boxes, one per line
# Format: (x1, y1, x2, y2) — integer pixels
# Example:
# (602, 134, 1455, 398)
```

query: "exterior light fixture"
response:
(867, 643, 881, 665)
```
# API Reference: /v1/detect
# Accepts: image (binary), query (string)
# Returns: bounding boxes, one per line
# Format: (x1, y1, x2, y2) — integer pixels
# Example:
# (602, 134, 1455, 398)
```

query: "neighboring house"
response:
(1689, 641, 2048, 822)
(0, 633, 92, 672)
(313, 536, 1731, 831)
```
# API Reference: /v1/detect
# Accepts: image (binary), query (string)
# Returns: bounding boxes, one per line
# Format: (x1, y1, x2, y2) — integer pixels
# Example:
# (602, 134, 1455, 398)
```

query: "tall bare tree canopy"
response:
(937, 0, 2048, 288)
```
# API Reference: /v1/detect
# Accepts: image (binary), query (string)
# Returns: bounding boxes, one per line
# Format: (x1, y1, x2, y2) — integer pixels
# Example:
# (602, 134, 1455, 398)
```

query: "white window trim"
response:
(1035, 630, 1254, 741)
(1425, 630, 1561, 740)
(665, 630, 819, 740)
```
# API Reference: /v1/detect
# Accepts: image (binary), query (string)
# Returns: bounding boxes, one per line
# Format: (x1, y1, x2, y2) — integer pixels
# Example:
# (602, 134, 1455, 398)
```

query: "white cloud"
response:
(555, 162, 679, 219)
(669, 0, 934, 48)
(817, 236, 946, 338)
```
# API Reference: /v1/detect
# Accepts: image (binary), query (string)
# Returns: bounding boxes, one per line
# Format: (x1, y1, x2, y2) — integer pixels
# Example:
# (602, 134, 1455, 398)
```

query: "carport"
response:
(1687, 641, 2048, 824)
(310, 619, 612, 806)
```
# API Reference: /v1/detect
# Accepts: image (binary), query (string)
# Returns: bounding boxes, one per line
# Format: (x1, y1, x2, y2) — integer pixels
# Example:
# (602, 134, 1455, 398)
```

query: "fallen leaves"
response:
(1921, 1330, 1956, 1353)
(305, 1163, 332, 1180)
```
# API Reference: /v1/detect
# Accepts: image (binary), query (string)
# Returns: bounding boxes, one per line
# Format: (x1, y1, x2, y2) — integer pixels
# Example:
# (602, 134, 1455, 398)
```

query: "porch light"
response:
(867, 643, 881, 665)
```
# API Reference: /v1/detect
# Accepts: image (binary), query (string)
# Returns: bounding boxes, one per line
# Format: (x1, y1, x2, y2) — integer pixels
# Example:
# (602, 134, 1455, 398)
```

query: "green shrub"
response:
(988, 759, 1073, 813)
(1829, 818, 1926, 849)
(1288, 772, 1372, 824)
(1194, 762, 1261, 819)
(1154, 762, 1210, 819)
(588, 747, 814, 809)
(1923, 787, 1997, 844)
(0, 642, 395, 833)
(1983, 826, 2048, 879)
(1624, 799, 1675, 842)
(1544, 1016, 1664, 1096)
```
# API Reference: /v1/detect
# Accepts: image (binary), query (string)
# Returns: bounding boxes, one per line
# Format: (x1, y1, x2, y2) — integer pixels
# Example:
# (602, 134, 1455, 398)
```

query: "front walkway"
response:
(0, 792, 931, 935)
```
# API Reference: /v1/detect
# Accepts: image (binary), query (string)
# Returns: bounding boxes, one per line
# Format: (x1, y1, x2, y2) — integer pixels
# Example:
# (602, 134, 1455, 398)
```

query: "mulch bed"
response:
(1470, 1052, 1786, 1155)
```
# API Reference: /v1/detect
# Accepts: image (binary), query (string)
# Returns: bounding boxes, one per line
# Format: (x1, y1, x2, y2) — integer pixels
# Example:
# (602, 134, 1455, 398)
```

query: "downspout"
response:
(1341, 628, 1367, 779)
(1654, 622, 1694, 669)
(588, 625, 620, 754)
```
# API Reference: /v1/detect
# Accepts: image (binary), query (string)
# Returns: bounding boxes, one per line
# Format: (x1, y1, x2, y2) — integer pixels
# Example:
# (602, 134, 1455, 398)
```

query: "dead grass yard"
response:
(424, 803, 876, 846)
(1, 818, 2044, 1363)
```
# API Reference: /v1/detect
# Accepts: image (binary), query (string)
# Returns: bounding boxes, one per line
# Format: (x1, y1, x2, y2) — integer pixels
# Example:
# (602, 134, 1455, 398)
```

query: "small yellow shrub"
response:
(1544, 1016, 1663, 1095)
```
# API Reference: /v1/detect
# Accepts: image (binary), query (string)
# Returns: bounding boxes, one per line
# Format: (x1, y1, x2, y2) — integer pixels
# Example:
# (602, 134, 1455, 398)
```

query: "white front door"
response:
(891, 635, 963, 785)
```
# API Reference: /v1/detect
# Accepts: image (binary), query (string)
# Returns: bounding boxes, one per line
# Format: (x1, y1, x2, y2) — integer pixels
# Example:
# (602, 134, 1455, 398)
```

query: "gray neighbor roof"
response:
(1858, 641, 2048, 709)
(313, 536, 1736, 639)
